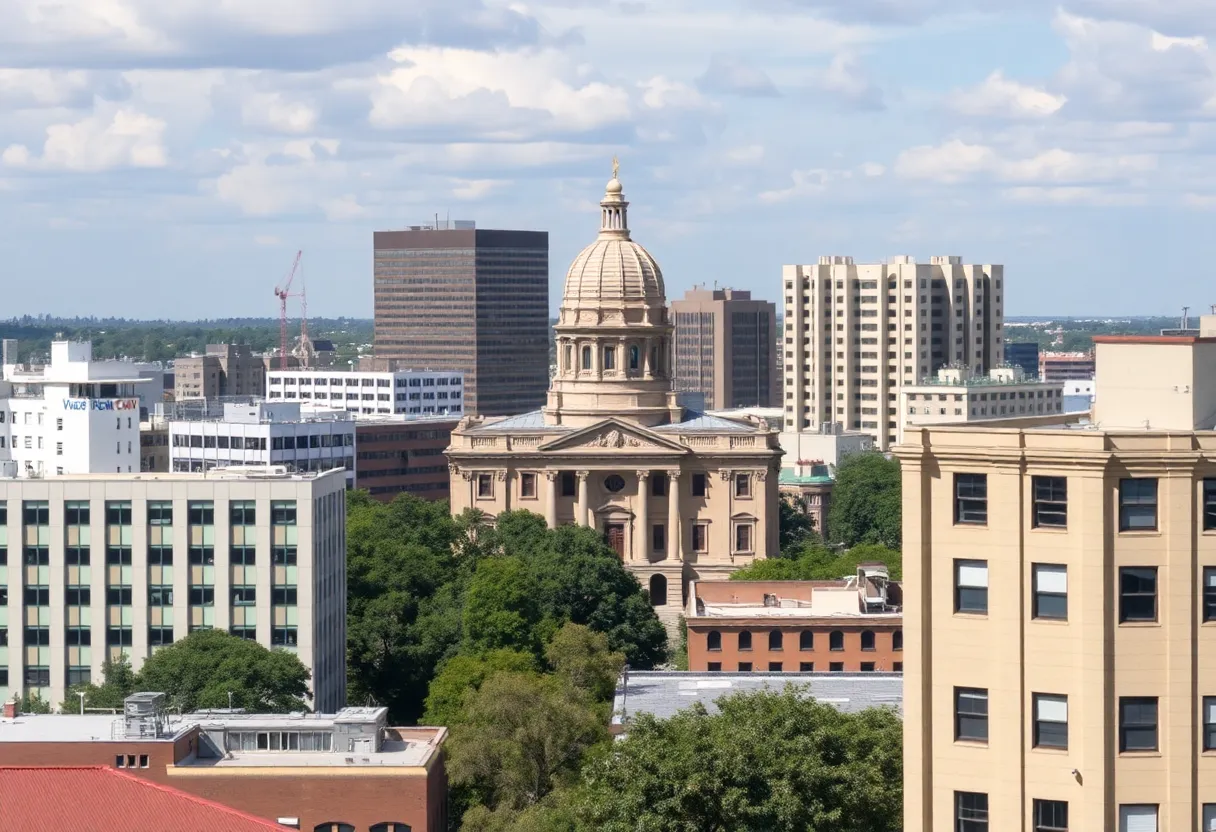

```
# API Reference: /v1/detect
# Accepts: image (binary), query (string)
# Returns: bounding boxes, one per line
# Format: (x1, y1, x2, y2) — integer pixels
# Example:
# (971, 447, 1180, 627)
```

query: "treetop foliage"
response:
(827, 452, 902, 550)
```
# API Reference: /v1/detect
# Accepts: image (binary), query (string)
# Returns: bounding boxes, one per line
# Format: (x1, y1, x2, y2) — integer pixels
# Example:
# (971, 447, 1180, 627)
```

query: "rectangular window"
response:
(769, 662, 783, 671)
(692, 473, 707, 497)
(520, 473, 537, 499)
(955, 791, 988, 832)
(955, 560, 988, 613)
(954, 473, 988, 524)
(707, 662, 721, 672)
(799, 662, 813, 671)
(560, 472, 576, 497)
(1203, 804, 1216, 832)
(1033, 694, 1068, 749)
(1119, 805, 1157, 832)
(1119, 567, 1157, 623)
(829, 662, 843, 672)
(1204, 479, 1216, 530)
(691, 524, 708, 553)
(734, 473, 751, 498)
(954, 687, 989, 742)
(737, 662, 752, 672)
(1032, 564, 1067, 620)
(1119, 696, 1158, 752)
(652, 524, 665, 552)
(1201, 697, 1216, 758)
(1119, 478, 1158, 531)
(1032, 476, 1067, 528)
(734, 524, 753, 552)
(1033, 799, 1068, 832)
(477, 474, 493, 498)
(1204, 567, 1216, 622)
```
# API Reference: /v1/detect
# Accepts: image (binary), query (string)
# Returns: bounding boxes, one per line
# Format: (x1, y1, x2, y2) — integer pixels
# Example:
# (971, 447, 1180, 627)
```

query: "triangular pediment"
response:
(538, 418, 689, 454)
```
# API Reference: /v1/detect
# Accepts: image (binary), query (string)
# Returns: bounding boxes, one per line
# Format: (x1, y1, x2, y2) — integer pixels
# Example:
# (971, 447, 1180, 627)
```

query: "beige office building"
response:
(0, 468, 347, 712)
(782, 255, 1005, 451)
(898, 365, 1064, 444)
(672, 287, 777, 410)
(896, 334, 1216, 832)
(447, 169, 782, 630)
(174, 345, 266, 401)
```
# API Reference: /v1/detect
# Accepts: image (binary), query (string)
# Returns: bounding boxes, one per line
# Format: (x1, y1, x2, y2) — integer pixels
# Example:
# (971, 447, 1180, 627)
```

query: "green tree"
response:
(566, 687, 903, 832)
(422, 649, 537, 727)
(545, 623, 624, 704)
(136, 629, 311, 712)
(15, 690, 52, 714)
(731, 541, 901, 582)
(778, 494, 820, 556)
(827, 452, 901, 549)
(463, 556, 545, 655)
(447, 671, 607, 821)
(61, 655, 138, 713)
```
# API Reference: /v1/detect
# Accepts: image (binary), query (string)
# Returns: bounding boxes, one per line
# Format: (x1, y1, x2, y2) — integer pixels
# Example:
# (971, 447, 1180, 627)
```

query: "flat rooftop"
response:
(612, 672, 903, 729)
(0, 467, 345, 483)
(0, 714, 191, 743)
(174, 737, 439, 769)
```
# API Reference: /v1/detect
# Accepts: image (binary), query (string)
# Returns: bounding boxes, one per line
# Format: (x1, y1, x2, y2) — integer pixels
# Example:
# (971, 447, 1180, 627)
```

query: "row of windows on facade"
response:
(272, 391, 460, 402)
(785, 275, 1004, 291)
(910, 402, 1062, 418)
(705, 660, 901, 672)
(2, 542, 299, 569)
(952, 472, 1216, 532)
(172, 434, 354, 450)
(0, 583, 300, 614)
(3, 500, 297, 528)
(270, 376, 460, 387)
(475, 471, 756, 500)
(705, 629, 903, 652)
(562, 343, 661, 374)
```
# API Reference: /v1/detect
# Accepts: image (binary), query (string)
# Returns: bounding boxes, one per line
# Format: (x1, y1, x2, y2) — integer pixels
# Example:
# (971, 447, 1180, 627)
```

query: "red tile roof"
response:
(0, 766, 286, 831)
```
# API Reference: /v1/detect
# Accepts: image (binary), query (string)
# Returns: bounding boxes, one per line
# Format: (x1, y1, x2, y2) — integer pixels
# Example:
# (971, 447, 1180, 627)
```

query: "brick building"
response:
(684, 569, 903, 673)
(0, 693, 447, 832)
(354, 416, 459, 502)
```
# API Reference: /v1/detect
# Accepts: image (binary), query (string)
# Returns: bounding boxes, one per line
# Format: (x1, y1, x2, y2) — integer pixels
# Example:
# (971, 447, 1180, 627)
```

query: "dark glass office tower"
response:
(373, 223, 549, 416)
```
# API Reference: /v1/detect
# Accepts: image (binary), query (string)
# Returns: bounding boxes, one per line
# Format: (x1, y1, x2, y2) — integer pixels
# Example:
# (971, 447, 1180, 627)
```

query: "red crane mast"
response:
(274, 250, 303, 370)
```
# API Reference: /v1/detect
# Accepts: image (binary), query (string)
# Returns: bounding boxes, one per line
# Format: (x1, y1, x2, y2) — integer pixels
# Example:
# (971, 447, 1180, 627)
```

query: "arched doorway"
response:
(649, 574, 668, 606)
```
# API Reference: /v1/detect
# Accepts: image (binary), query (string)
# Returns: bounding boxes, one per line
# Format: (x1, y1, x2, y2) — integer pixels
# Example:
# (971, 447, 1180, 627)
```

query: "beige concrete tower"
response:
(546, 168, 682, 428)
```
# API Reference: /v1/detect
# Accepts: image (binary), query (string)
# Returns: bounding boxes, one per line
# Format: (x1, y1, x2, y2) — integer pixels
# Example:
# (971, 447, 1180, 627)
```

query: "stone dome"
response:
(561, 173, 666, 309)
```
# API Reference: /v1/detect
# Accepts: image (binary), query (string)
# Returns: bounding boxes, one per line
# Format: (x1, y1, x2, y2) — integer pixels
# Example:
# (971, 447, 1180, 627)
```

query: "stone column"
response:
(754, 469, 768, 556)
(499, 470, 510, 512)
(667, 470, 681, 561)
(576, 470, 590, 527)
(635, 471, 650, 561)
(544, 471, 558, 528)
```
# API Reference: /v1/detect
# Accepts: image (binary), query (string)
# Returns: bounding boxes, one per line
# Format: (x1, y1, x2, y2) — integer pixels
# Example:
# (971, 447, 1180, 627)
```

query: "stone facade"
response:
(447, 168, 781, 630)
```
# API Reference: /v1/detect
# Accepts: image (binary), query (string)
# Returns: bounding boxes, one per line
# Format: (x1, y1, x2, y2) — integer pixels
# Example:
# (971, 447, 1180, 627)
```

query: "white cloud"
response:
(369, 46, 632, 136)
(241, 92, 318, 134)
(695, 54, 778, 97)
(322, 194, 366, 220)
(3, 105, 168, 171)
(810, 52, 884, 110)
(895, 139, 1156, 184)
(949, 71, 1067, 118)
(724, 144, 765, 165)
(1002, 185, 1146, 206)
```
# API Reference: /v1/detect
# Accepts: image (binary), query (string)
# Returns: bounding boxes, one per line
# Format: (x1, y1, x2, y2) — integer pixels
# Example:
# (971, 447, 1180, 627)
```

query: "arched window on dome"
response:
(629, 345, 640, 371)
(581, 346, 592, 371)
(604, 346, 616, 371)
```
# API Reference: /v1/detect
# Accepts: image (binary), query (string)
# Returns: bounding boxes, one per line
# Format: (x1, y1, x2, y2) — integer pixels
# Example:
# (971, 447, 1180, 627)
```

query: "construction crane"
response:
(274, 250, 304, 370)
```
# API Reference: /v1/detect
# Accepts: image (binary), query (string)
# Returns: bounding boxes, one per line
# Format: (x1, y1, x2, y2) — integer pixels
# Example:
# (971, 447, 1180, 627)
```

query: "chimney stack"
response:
(3, 699, 19, 719)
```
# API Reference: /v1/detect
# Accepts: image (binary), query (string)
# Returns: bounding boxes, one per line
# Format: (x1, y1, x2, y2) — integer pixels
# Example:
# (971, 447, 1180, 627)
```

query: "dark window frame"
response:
(955, 687, 989, 743)
(954, 473, 988, 525)
(1119, 696, 1159, 752)
(1032, 564, 1068, 621)
(1032, 799, 1068, 832)
(1032, 693, 1068, 749)
(1118, 478, 1158, 532)
(1119, 567, 1158, 623)
(1031, 475, 1067, 528)
(955, 791, 988, 832)
(954, 559, 989, 614)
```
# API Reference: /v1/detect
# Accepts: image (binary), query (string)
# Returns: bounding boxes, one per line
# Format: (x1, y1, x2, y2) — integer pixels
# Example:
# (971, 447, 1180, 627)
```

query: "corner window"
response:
(1119, 696, 1158, 752)
(954, 687, 989, 742)
(707, 631, 721, 651)
(954, 559, 989, 614)
(955, 791, 988, 832)
(1032, 476, 1067, 528)
(476, 474, 493, 499)
(1033, 800, 1068, 832)
(1032, 694, 1068, 749)
(954, 473, 987, 525)
(1119, 478, 1158, 531)
(1032, 564, 1067, 620)
(1119, 567, 1157, 623)
(738, 631, 752, 651)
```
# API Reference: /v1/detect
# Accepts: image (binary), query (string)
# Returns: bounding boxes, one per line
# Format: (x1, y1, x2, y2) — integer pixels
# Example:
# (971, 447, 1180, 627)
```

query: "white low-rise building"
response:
(267, 369, 464, 417)
(0, 341, 151, 478)
(169, 402, 355, 488)
(898, 365, 1065, 444)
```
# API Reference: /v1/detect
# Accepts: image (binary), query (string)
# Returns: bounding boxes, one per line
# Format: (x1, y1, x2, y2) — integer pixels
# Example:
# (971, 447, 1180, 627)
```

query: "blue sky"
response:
(3, 0, 1216, 319)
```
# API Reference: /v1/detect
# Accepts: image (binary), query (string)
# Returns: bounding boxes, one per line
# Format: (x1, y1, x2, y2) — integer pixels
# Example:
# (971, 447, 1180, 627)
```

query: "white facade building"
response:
(169, 403, 356, 487)
(782, 255, 1006, 451)
(709, 406, 874, 469)
(267, 369, 464, 417)
(0, 468, 347, 712)
(0, 341, 150, 478)
(897, 364, 1064, 444)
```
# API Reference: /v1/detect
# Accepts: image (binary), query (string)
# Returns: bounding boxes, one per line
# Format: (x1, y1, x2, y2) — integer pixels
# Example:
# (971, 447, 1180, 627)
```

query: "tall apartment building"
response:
(174, 345, 265, 401)
(896, 331, 1216, 832)
(672, 287, 776, 410)
(0, 468, 347, 711)
(782, 255, 1005, 451)
(267, 368, 464, 417)
(0, 341, 149, 477)
(372, 221, 549, 417)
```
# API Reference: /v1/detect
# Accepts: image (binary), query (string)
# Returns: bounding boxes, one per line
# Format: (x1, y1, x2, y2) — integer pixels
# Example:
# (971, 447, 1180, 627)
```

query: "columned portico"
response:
(544, 471, 558, 526)
(576, 470, 589, 526)
(635, 470, 650, 561)
(667, 470, 681, 562)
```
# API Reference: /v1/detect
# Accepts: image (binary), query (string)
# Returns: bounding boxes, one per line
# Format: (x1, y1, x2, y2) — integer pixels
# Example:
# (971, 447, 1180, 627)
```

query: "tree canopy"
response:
(778, 495, 820, 556)
(731, 541, 902, 582)
(60, 655, 138, 713)
(827, 452, 902, 549)
(136, 629, 311, 712)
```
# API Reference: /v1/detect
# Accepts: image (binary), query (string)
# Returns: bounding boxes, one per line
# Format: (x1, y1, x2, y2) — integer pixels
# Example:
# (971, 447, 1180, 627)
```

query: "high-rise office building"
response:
(896, 332, 1216, 832)
(1003, 341, 1040, 378)
(782, 255, 1005, 451)
(372, 221, 549, 417)
(672, 288, 776, 410)
(174, 345, 266, 401)
(0, 468, 347, 711)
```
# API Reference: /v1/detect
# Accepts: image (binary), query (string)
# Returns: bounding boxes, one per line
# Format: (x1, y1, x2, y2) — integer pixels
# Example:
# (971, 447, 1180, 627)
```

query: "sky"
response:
(3, 0, 1216, 320)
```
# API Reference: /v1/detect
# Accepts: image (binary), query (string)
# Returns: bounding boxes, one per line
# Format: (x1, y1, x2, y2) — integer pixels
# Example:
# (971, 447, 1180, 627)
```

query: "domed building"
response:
(446, 166, 782, 629)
